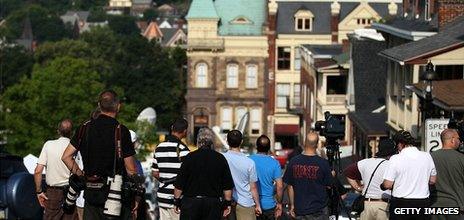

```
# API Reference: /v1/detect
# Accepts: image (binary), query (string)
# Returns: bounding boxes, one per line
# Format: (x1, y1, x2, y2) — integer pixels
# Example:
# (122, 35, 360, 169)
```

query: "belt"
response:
(365, 198, 390, 202)
(47, 185, 68, 190)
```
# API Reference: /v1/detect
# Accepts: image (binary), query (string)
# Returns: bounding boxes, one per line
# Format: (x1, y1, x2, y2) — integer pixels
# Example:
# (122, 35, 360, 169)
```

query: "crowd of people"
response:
(33, 89, 464, 220)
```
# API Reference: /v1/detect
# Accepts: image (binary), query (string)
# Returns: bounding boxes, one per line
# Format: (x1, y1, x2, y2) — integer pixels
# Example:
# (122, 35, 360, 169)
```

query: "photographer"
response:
(62, 90, 140, 219)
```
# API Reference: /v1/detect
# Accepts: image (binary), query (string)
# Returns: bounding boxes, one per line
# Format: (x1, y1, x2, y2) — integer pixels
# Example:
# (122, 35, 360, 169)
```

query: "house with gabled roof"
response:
(185, 0, 269, 145)
(372, 0, 464, 141)
(268, 0, 400, 148)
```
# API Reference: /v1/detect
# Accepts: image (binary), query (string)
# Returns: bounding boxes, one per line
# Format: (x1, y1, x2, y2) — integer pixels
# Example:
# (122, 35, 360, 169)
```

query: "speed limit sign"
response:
(425, 118, 449, 153)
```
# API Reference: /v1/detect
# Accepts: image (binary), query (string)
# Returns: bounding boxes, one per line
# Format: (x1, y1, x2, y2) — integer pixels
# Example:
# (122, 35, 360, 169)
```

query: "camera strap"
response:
(112, 124, 122, 177)
(363, 159, 386, 197)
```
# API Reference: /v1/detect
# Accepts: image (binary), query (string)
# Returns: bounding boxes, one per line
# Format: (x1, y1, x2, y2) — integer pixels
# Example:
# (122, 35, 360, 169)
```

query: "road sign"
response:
(425, 118, 449, 153)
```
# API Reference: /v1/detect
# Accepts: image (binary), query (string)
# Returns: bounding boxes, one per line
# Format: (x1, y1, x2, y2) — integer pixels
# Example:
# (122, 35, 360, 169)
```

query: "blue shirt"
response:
(223, 150, 258, 207)
(283, 154, 331, 216)
(249, 154, 282, 210)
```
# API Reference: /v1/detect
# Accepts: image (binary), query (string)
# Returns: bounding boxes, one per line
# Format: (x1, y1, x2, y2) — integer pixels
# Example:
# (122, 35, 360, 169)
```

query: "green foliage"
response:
(87, 7, 108, 22)
(107, 15, 140, 36)
(1, 57, 105, 156)
(0, 0, 25, 19)
(142, 9, 158, 22)
(0, 45, 34, 93)
(1, 5, 68, 42)
(135, 120, 158, 161)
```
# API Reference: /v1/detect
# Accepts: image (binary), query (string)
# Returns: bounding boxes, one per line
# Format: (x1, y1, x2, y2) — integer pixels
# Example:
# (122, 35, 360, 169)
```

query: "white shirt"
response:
(383, 147, 436, 198)
(358, 158, 391, 199)
(37, 137, 71, 186)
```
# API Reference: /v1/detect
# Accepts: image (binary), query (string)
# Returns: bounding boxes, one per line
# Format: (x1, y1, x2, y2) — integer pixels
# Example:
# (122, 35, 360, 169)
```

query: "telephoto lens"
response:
(104, 174, 123, 217)
(63, 174, 86, 214)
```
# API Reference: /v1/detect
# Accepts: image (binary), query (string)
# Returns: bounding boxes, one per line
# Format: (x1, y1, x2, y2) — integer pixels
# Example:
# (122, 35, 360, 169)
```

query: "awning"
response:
(274, 124, 299, 135)
(407, 80, 464, 111)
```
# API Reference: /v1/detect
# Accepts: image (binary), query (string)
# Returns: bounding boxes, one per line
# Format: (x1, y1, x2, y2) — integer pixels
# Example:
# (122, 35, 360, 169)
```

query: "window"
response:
(195, 63, 208, 88)
(235, 107, 247, 127)
(246, 65, 258, 88)
(250, 108, 261, 135)
(226, 64, 239, 88)
(294, 10, 314, 31)
(221, 107, 232, 132)
(294, 48, 301, 71)
(277, 83, 290, 108)
(357, 18, 372, 25)
(293, 83, 301, 106)
(326, 75, 347, 95)
(278, 47, 291, 70)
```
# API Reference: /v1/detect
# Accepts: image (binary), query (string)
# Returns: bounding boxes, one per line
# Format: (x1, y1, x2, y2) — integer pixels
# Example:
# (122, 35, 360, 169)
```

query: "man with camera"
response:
(344, 139, 396, 220)
(283, 132, 331, 219)
(173, 127, 235, 220)
(430, 129, 464, 220)
(381, 130, 436, 220)
(34, 119, 75, 220)
(152, 118, 190, 220)
(62, 90, 141, 219)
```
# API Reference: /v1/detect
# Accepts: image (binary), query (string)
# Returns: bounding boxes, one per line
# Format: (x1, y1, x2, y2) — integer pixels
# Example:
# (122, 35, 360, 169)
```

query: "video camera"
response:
(448, 118, 464, 153)
(314, 111, 345, 141)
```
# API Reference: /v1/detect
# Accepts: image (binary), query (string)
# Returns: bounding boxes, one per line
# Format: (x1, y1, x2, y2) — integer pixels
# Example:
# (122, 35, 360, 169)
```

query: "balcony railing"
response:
(188, 38, 224, 50)
(326, 95, 346, 104)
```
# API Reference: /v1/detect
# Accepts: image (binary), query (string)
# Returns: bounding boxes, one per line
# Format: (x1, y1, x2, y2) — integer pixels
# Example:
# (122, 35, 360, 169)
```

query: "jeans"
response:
(257, 207, 276, 220)
(180, 197, 223, 220)
(296, 207, 329, 220)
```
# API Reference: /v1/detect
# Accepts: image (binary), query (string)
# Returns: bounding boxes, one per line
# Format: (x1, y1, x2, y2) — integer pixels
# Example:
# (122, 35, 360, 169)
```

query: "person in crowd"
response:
(430, 129, 464, 220)
(62, 90, 140, 219)
(173, 127, 235, 220)
(381, 130, 436, 220)
(34, 119, 76, 220)
(249, 135, 283, 220)
(223, 130, 262, 220)
(152, 118, 190, 220)
(283, 132, 331, 220)
(344, 139, 397, 220)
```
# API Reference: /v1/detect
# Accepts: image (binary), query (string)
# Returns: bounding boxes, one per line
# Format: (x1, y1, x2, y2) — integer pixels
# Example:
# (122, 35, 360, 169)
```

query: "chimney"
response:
(438, 0, 464, 29)
(331, 0, 340, 44)
(267, 0, 278, 115)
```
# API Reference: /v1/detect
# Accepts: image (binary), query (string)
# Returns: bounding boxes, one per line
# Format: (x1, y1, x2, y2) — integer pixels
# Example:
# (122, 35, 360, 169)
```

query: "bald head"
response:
(305, 132, 319, 149)
(58, 119, 73, 138)
(441, 129, 460, 149)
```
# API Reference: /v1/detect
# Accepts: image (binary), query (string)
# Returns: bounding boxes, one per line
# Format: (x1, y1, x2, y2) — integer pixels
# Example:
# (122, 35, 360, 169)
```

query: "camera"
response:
(121, 174, 145, 202)
(103, 174, 123, 217)
(314, 111, 345, 140)
(63, 174, 86, 214)
(448, 118, 464, 153)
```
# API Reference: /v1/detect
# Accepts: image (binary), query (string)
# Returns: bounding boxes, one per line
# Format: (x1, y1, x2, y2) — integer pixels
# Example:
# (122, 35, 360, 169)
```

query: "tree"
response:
(107, 15, 140, 36)
(0, 45, 33, 93)
(142, 9, 158, 22)
(1, 57, 106, 156)
(0, 0, 25, 19)
(1, 5, 69, 42)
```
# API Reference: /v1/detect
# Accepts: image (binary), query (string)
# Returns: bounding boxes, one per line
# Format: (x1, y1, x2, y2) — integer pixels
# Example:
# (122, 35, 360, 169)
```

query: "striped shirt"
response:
(152, 135, 189, 208)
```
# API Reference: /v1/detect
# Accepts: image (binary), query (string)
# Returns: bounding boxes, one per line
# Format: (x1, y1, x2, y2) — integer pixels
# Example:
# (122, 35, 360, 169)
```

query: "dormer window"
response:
(230, 16, 253, 24)
(294, 9, 314, 31)
(356, 18, 372, 25)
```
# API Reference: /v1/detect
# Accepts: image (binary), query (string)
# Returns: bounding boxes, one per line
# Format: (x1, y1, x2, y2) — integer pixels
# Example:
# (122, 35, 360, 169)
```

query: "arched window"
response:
(195, 63, 208, 88)
(246, 65, 258, 89)
(226, 63, 239, 88)
(250, 107, 262, 135)
(221, 107, 233, 132)
(294, 10, 314, 31)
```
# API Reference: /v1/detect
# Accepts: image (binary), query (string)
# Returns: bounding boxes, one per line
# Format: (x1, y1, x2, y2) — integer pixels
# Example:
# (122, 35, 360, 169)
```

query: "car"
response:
(0, 151, 43, 219)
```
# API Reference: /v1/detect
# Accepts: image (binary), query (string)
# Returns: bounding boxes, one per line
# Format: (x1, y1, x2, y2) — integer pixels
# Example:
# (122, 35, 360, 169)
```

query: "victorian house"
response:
(269, 0, 400, 148)
(185, 0, 269, 144)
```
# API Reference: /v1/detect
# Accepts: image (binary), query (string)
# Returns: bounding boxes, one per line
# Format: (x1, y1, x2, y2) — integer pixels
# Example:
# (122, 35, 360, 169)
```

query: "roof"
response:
(186, 0, 219, 19)
(214, 0, 266, 36)
(409, 80, 464, 111)
(349, 112, 387, 135)
(132, 0, 151, 4)
(160, 28, 178, 45)
(349, 35, 387, 113)
(302, 44, 343, 56)
(60, 11, 90, 24)
(379, 16, 464, 63)
(276, 2, 398, 35)
(143, 21, 163, 40)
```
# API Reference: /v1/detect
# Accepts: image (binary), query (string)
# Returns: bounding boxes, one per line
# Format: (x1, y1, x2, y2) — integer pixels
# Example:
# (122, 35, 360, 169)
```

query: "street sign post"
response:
(425, 118, 449, 153)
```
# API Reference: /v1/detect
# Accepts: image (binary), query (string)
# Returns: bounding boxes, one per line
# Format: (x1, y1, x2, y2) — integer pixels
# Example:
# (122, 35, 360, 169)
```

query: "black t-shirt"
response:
(283, 154, 331, 216)
(71, 114, 135, 177)
(174, 148, 234, 198)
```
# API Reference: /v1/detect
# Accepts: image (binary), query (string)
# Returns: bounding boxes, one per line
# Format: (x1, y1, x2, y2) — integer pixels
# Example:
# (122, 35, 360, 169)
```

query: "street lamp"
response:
(420, 61, 437, 120)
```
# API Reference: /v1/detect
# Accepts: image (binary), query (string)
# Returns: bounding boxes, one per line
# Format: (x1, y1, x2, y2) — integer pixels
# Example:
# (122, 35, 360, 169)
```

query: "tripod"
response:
(326, 140, 352, 220)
